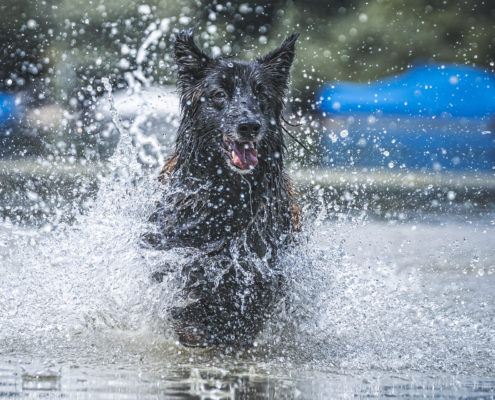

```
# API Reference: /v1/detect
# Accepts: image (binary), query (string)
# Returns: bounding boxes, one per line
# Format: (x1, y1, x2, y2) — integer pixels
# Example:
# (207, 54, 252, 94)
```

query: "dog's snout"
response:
(237, 119, 261, 138)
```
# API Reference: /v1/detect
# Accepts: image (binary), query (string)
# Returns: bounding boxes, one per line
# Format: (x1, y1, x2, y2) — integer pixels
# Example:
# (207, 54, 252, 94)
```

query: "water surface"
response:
(1, 212, 494, 398)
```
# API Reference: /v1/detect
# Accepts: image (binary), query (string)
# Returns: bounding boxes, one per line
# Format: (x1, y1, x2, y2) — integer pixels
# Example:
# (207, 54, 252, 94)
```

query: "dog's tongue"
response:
(231, 141, 258, 170)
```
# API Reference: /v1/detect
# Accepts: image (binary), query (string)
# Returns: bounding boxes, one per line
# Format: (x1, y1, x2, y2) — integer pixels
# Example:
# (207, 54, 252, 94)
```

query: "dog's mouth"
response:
(221, 135, 258, 171)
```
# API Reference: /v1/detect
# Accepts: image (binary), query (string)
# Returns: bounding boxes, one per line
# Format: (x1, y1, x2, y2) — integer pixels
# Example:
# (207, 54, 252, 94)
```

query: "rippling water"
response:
(1, 122, 494, 398)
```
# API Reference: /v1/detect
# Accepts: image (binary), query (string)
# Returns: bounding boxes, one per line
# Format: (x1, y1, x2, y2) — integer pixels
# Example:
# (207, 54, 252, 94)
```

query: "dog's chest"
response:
(200, 176, 263, 233)
(184, 175, 280, 238)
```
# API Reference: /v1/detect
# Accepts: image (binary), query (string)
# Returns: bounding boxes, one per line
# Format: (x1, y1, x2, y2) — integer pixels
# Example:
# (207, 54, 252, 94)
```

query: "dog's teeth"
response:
(223, 134, 228, 142)
(232, 151, 235, 159)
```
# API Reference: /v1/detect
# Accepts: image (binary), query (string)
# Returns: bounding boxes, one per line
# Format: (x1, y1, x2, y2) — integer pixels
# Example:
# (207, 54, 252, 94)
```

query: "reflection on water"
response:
(1, 354, 495, 399)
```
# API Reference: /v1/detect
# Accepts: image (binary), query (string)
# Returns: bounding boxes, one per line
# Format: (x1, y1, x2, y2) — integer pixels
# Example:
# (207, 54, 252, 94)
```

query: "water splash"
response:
(0, 80, 175, 348)
(1, 84, 494, 378)
(257, 218, 495, 374)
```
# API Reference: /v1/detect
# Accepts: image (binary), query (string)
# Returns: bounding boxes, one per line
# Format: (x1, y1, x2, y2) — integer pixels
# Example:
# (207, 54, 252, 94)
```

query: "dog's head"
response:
(174, 30, 298, 174)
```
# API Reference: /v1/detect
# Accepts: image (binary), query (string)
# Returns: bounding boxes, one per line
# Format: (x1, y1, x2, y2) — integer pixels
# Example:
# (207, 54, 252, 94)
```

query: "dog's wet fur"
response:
(146, 30, 300, 348)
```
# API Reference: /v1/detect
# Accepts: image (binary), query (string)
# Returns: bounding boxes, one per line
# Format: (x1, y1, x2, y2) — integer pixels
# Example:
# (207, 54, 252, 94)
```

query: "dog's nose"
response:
(237, 119, 261, 137)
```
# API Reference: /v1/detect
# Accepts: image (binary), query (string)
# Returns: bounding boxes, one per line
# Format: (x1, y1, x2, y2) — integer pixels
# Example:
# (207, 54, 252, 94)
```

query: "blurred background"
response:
(0, 0, 494, 224)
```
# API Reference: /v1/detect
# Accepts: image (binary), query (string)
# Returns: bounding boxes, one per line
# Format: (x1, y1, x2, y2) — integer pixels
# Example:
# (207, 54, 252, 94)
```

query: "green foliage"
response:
(268, 0, 495, 99)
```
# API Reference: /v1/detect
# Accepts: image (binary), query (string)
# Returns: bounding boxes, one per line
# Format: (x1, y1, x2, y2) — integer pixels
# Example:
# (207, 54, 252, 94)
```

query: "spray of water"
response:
(1, 25, 494, 381)
(1, 101, 494, 375)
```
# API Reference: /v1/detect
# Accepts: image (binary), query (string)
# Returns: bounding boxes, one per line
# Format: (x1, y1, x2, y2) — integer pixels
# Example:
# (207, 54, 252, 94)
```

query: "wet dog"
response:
(146, 30, 300, 347)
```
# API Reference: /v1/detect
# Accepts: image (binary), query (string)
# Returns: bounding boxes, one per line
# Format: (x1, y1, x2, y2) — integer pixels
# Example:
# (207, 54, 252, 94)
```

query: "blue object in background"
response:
(317, 63, 495, 171)
(1, 91, 20, 157)
(317, 62, 495, 118)
(0, 92, 18, 129)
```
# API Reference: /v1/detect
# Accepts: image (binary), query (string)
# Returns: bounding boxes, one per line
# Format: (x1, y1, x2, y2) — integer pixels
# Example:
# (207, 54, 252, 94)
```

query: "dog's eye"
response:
(213, 90, 227, 100)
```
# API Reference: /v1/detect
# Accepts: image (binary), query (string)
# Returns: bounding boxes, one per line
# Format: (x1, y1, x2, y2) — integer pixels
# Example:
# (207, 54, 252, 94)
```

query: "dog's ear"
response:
(258, 33, 299, 86)
(174, 29, 211, 85)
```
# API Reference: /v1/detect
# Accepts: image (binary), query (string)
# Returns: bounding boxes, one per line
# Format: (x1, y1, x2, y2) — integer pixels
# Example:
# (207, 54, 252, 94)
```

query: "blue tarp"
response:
(317, 63, 495, 118)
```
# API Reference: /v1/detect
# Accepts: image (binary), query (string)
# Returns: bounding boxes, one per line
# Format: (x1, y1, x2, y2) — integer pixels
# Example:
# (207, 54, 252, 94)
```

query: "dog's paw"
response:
(173, 320, 211, 348)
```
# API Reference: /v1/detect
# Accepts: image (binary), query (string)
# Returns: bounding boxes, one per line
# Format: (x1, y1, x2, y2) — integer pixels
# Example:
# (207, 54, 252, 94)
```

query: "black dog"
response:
(146, 30, 300, 347)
